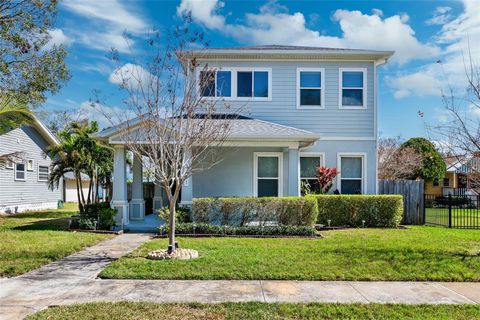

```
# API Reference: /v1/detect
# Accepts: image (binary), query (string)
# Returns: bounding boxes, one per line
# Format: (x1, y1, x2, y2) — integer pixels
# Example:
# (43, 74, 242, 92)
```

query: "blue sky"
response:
(42, 0, 480, 139)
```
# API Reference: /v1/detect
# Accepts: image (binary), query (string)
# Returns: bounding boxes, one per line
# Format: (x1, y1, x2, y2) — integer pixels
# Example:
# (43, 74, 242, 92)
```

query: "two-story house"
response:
(96, 45, 393, 227)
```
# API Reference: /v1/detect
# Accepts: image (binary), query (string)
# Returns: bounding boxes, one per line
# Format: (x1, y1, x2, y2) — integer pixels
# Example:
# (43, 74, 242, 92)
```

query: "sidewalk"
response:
(0, 234, 479, 319)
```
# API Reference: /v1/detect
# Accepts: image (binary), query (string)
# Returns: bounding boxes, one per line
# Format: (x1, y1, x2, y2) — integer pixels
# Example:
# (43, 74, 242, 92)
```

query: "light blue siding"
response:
(198, 60, 375, 137)
(0, 126, 62, 212)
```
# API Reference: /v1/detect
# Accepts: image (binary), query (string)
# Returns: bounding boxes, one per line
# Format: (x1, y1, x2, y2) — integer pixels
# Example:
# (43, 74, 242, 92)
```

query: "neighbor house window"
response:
(5, 160, 13, 169)
(339, 155, 364, 194)
(15, 162, 26, 181)
(443, 177, 450, 187)
(297, 68, 324, 108)
(38, 165, 49, 182)
(254, 153, 282, 197)
(237, 70, 270, 98)
(300, 154, 323, 194)
(340, 68, 366, 108)
(432, 178, 440, 187)
(27, 159, 34, 171)
(199, 70, 232, 97)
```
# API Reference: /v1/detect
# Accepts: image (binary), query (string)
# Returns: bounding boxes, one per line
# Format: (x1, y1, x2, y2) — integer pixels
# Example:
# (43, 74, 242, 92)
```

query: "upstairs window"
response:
(15, 162, 26, 181)
(237, 71, 269, 98)
(297, 68, 324, 109)
(200, 70, 231, 97)
(340, 68, 366, 108)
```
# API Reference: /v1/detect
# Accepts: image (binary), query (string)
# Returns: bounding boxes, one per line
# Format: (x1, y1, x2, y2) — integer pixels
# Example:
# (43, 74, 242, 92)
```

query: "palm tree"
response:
(0, 96, 34, 135)
(0, 96, 34, 162)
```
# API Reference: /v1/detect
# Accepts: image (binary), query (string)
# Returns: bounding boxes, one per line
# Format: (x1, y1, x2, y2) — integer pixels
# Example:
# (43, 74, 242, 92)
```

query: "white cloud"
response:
(62, 0, 148, 52)
(390, 0, 480, 98)
(109, 63, 156, 90)
(387, 72, 441, 98)
(372, 8, 383, 17)
(177, 0, 439, 64)
(78, 101, 134, 128)
(45, 29, 72, 49)
(426, 6, 453, 25)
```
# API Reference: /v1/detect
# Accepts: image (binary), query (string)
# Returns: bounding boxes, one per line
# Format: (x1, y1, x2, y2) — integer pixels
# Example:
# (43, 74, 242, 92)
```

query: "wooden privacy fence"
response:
(378, 179, 424, 225)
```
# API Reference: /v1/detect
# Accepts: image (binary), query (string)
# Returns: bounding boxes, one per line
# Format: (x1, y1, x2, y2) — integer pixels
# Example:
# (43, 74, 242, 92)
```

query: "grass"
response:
(100, 226, 480, 281)
(26, 302, 480, 320)
(0, 203, 111, 277)
(426, 208, 480, 228)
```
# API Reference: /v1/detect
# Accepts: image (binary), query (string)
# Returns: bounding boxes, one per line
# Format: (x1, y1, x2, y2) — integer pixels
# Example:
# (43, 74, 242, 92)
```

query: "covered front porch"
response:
(98, 116, 319, 229)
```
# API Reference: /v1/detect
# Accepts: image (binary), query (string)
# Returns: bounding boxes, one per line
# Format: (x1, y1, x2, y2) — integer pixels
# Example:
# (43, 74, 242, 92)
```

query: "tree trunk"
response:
(168, 198, 176, 253)
(75, 175, 83, 214)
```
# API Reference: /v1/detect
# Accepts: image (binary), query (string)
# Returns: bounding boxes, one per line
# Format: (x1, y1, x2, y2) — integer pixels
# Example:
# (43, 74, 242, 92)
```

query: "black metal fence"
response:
(424, 194, 480, 229)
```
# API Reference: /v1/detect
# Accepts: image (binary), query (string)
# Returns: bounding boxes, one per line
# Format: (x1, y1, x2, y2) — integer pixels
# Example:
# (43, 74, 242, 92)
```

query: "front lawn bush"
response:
(158, 223, 317, 236)
(192, 196, 318, 227)
(314, 195, 403, 227)
(70, 202, 117, 230)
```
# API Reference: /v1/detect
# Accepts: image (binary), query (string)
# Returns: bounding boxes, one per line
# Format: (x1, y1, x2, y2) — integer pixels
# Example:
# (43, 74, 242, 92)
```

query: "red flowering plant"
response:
(316, 166, 339, 194)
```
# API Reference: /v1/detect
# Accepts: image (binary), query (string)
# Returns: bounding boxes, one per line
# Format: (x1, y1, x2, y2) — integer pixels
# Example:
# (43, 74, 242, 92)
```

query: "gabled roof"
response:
(31, 116, 59, 146)
(179, 44, 394, 62)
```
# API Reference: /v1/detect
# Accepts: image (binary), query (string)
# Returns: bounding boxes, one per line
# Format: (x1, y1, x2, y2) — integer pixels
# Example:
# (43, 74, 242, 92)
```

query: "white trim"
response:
(197, 67, 272, 101)
(337, 152, 367, 194)
(338, 67, 367, 109)
(253, 152, 283, 197)
(0, 202, 58, 214)
(296, 68, 325, 109)
(320, 136, 376, 141)
(14, 162, 26, 181)
(27, 159, 34, 171)
(374, 62, 379, 194)
(37, 164, 50, 182)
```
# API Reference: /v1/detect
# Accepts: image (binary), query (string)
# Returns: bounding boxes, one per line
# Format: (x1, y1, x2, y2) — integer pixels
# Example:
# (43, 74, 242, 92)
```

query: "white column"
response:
(288, 147, 300, 196)
(111, 145, 129, 226)
(129, 155, 145, 220)
(180, 149, 193, 205)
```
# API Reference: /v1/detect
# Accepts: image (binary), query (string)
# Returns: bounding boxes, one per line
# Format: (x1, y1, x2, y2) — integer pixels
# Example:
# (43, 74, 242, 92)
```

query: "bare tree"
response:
(428, 48, 480, 187)
(377, 137, 423, 180)
(101, 21, 241, 253)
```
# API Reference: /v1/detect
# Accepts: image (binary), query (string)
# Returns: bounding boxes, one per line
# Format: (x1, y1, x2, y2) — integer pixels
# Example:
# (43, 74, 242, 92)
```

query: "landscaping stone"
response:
(147, 248, 199, 260)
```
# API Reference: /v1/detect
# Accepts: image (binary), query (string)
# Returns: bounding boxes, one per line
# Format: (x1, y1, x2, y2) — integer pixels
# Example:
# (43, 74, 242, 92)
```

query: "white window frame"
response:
(14, 162, 26, 181)
(27, 159, 34, 171)
(253, 152, 283, 197)
(197, 67, 272, 101)
(38, 164, 50, 182)
(337, 153, 367, 194)
(296, 68, 325, 109)
(338, 68, 367, 109)
(299, 152, 325, 186)
(198, 69, 233, 98)
(5, 160, 14, 169)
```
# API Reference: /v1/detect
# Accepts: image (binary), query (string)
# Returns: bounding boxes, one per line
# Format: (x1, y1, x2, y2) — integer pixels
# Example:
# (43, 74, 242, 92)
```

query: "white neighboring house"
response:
(0, 117, 62, 213)
(63, 172, 91, 203)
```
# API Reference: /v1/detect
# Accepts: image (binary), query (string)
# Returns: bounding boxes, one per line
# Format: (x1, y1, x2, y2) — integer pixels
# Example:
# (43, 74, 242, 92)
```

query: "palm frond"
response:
(0, 96, 34, 135)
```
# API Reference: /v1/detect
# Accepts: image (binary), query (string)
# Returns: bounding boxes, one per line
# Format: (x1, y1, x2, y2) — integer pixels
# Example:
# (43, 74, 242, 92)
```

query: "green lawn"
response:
(100, 226, 480, 281)
(426, 208, 480, 228)
(27, 302, 480, 320)
(0, 203, 111, 277)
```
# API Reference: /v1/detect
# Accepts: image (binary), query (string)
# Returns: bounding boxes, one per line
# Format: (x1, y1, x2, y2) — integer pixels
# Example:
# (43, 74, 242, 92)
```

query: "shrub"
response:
(314, 195, 403, 228)
(72, 202, 116, 230)
(158, 205, 192, 224)
(158, 223, 317, 236)
(192, 196, 318, 227)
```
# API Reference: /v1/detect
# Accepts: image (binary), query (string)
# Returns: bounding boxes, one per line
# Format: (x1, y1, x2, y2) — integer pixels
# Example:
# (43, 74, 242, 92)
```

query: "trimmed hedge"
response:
(158, 223, 317, 236)
(192, 196, 318, 227)
(314, 195, 403, 228)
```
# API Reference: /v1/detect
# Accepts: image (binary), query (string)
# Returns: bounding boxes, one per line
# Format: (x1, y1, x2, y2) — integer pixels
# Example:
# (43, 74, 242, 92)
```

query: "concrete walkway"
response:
(1, 234, 479, 319)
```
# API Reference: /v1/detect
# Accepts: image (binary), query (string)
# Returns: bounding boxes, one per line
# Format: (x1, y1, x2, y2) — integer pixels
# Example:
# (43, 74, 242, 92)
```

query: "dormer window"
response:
(200, 70, 231, 97)
(339, 68, 366, 109)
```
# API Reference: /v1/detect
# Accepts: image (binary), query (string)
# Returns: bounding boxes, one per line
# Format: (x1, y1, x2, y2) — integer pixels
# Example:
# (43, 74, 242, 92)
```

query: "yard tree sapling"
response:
(101, 18, 241, 253)
(378, 137, 423, 180)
